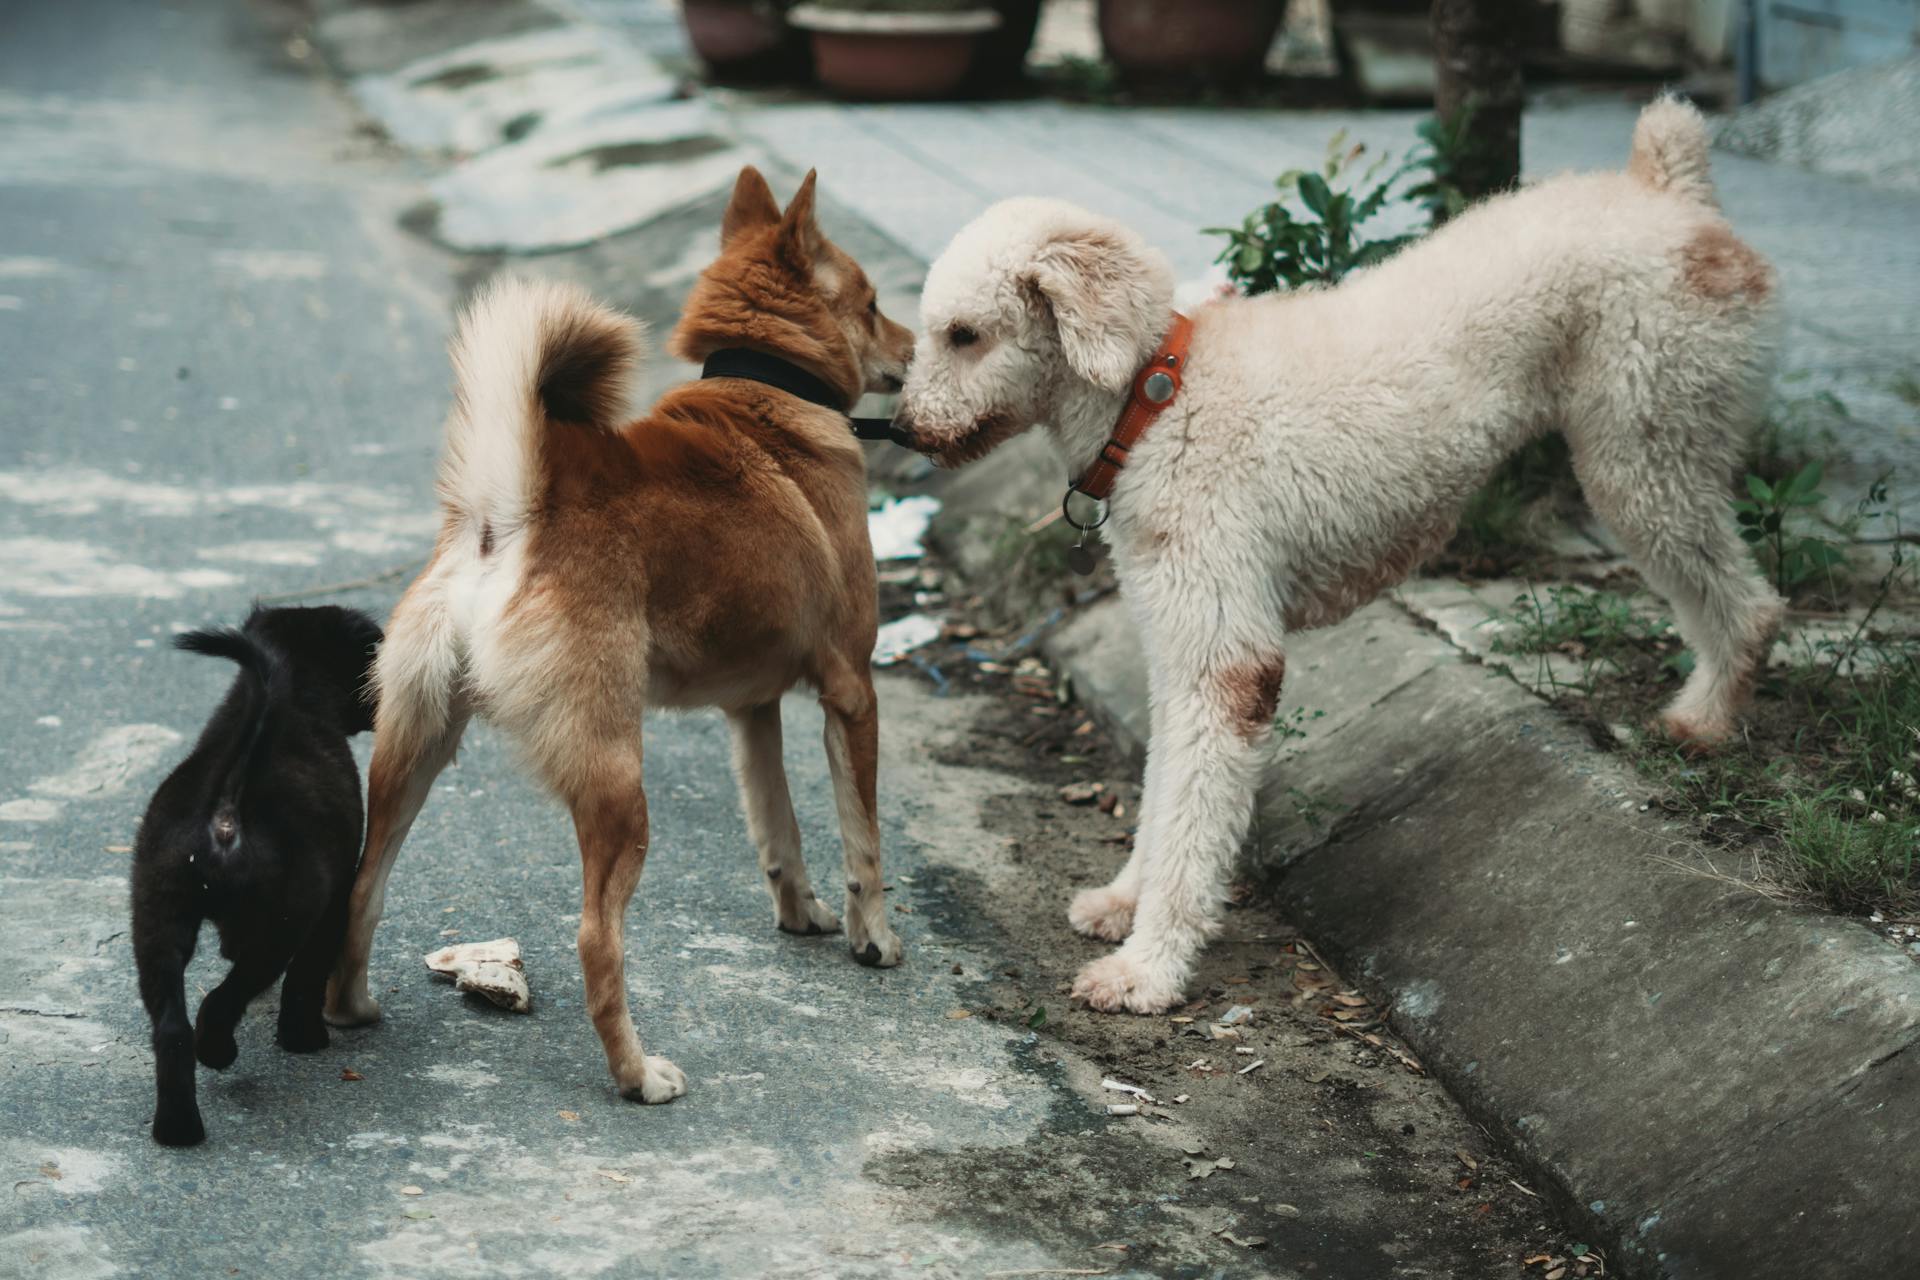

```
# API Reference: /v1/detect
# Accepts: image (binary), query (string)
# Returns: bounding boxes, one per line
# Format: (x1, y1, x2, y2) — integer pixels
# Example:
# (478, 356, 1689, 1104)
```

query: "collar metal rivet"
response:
(1143, 371, 1175, 403)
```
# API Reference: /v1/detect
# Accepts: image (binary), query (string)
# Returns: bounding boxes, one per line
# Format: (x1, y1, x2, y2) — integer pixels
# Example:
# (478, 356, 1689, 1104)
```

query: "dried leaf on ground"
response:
(339, 1068, 364, 1082)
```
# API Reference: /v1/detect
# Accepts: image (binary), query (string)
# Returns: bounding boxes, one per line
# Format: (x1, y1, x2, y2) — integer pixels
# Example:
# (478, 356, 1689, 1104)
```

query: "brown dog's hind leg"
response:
(819, 666, 904, 969)
(325, 714, 467, 1026)
(728, 701, 841, 937)
(568, 742, 686, 1103)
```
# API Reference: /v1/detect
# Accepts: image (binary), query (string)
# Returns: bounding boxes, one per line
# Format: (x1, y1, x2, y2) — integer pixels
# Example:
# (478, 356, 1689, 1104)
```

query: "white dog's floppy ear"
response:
(721, 166, 781, 247)
(1025, 227, 1174, 391)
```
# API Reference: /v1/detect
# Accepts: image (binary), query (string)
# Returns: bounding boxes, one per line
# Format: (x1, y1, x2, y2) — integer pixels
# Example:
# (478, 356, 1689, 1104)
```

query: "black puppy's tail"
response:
(174, 627, 291, 848)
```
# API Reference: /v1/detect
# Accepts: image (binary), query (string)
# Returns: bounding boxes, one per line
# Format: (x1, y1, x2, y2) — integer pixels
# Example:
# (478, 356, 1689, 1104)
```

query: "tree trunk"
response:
(1430, 0, 1525, 214)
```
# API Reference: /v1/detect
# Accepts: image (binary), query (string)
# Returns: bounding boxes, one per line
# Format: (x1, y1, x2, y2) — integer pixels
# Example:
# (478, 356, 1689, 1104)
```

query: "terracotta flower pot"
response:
(681, 0, 810, 82)
(1098, 0, 1288, 82)
(789, 6, 1001, 100)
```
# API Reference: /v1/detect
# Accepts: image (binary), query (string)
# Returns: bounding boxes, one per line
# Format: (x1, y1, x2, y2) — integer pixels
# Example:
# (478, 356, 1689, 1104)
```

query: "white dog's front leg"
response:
(1071, 656, 1280, 1015)
(1068, 694, 1165, 943)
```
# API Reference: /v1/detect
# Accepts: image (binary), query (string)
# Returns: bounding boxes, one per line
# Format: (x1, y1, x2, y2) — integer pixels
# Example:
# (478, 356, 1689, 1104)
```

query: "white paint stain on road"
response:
(30, 724, 180, 799)
(195, 540, 329, 567)
(209, 248, 328, 280)
(0, 538, 238, 599)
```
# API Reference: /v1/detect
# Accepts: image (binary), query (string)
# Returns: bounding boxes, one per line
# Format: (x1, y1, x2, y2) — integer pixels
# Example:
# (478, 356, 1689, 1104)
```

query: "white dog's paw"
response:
(323, 978, 381, 1028)
(1071, 948, 1186, 1015)
(620, 1055, 688, 1104)
(777, 894, 843, 937)
(1068, 886, 1136, 942)
(851, 923, 905, 969)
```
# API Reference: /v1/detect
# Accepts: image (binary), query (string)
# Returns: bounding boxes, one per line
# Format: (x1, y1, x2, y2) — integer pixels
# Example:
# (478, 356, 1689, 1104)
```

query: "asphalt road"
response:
(0, 5, 1587, 1277)
(0, 4, 1065, 1275)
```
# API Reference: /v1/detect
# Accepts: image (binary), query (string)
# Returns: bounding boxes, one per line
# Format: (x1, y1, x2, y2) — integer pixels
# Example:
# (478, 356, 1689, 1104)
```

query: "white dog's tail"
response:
(1627, 94, 1717, 207)
(438, 276, 644, 534)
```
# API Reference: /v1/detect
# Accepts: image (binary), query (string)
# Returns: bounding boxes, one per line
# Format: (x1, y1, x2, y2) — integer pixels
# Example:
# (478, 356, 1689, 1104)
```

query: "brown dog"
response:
(324, 168, 916, 1103)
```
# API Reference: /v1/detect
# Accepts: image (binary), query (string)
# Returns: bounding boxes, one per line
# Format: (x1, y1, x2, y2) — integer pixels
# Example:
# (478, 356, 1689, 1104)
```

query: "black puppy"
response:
(131, 604, 382, 1146)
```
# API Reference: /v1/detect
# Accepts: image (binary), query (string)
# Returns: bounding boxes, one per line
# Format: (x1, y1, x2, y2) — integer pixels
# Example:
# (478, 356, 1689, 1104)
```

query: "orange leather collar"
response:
(1066, 312, 1194, 510)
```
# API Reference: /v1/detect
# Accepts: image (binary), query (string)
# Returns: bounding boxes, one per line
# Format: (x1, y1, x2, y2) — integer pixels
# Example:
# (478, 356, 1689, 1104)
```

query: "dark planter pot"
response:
(681, 0, 810, 83)
(789, 7, 1001, 101)
(1098, 0, 1288, 82)
(967, 0, 1043, 90)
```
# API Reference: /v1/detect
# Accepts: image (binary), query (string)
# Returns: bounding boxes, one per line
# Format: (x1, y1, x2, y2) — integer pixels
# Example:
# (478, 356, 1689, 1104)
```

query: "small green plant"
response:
(1404, 104, 1476, 224)
(1492, 585, 1673, 659)
(1822, 476, 1910, 678)
(1275, 705, 1327, 742)
(1206, 134, 1422, 294)
(1733, 461, 1847, 597)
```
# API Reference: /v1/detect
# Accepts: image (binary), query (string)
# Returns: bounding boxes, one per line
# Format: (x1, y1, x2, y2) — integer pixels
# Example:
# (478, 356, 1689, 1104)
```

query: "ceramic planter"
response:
(1098, 0, 1288, 82)
(788, 5, 1002, 100)
(681, 0, 809, 82)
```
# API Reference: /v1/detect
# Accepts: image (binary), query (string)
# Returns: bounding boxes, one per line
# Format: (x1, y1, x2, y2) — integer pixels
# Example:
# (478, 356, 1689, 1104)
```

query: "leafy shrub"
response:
(1733, 461, 1847, 597)
(1206, 135, 1423, 293)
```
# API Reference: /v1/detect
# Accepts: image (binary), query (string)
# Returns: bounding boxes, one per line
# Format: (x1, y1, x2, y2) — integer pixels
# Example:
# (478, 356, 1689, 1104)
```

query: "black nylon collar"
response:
(699, 347, 910, 446)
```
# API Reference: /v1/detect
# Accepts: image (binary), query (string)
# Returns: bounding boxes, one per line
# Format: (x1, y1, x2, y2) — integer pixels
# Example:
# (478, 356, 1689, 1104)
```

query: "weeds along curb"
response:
(1031, 586, 1920, 1280)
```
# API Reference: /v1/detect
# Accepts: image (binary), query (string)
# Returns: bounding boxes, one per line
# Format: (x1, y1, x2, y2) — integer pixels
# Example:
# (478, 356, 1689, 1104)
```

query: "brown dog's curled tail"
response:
(439, 276, 646, 534)
(1627, 94, 1717, 208)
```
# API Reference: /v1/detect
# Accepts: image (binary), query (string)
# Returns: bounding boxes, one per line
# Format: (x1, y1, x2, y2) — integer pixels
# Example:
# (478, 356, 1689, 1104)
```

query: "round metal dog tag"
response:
(1142, 370, 1176, 403)
(1067, 542, 1097, 575)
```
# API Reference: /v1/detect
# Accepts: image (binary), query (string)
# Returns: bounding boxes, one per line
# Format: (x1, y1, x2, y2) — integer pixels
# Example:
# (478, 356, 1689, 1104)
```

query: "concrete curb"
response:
(1043, 591, 1920, 1279)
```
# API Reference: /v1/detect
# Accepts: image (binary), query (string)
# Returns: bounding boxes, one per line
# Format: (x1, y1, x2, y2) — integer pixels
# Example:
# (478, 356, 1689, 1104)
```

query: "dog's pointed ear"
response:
(1025, 226, 1173, 392)
(775, 169, 822, 270)
(722, 166, 781, 247)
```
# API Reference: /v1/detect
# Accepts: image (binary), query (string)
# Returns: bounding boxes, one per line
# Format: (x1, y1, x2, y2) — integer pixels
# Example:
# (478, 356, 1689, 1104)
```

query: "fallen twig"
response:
(256, 561, 419, 603)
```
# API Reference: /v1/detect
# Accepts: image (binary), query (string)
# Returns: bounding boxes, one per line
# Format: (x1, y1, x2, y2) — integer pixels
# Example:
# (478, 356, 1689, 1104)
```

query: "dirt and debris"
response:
(867, 557, 1595, 1276)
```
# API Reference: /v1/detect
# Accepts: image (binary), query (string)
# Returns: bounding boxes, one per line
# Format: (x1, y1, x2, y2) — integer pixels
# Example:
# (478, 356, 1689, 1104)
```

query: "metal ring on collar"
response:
(1062, 486, 1109, 532)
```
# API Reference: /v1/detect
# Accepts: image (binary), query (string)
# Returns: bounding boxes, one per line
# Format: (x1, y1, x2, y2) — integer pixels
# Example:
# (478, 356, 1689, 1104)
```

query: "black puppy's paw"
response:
(152, 1107, 206, 1147)
(276, 1021, 330, 1054)
(195, 1027, 238, 1071)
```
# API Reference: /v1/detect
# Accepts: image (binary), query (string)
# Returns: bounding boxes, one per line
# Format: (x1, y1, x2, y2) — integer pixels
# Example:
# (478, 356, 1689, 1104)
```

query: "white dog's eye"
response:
(948, 324, 979, 348)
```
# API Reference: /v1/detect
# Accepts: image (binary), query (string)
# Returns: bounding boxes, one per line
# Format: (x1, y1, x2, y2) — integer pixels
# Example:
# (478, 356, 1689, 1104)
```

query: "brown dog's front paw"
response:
(852, 928, 905, 968)
(776, 895, 843, 938)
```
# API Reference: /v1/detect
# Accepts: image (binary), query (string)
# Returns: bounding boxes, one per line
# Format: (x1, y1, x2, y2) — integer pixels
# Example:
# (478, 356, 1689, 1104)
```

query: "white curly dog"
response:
(893, 97, 1784, 1014)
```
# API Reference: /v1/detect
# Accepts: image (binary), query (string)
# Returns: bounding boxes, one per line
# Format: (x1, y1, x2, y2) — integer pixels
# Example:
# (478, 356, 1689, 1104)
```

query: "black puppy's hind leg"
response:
(277, 889, 348, 1053)
(136, 911, 204, 1147)
(194, 940, 295, 1071)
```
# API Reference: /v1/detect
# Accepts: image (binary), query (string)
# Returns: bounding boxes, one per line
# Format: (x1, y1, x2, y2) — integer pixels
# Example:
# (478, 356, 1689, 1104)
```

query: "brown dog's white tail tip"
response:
(440, 277, 647, 534)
